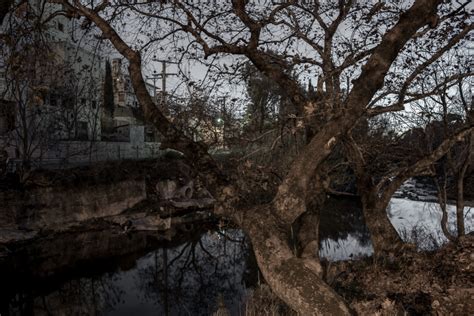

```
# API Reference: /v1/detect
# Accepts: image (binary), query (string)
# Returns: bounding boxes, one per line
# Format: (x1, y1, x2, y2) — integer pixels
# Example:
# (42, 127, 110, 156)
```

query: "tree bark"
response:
(345, 123, 474, 254)
(57, 0, 445, 313)
(273, 0, 442, 225)
(296, 209, 321, 264)
(455, 134, 470, 237)
(0, 0, 14, 25)
(242, 205, 351, 315)
(435, 176, 456, 241)
(343, 136, 404, 254)
(361, 192, 404, 254)
(456, 174, 466, 237)
(293, 172, 328, 270)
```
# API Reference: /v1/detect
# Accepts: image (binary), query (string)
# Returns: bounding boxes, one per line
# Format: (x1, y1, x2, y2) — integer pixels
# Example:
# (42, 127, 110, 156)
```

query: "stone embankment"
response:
(0, 158, 214, 246)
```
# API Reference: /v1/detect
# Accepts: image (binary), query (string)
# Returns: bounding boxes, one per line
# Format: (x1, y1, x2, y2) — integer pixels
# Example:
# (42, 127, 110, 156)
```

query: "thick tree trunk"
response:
(60, 1, 444, 313)
(456, 176, 466, 237)
(242, 205, 351, 315)
(361, 193, 403, 254)
(294, 176, 326, 270)
(345, 135, 405, 255)
(435, 177, 456, 241)
(455, 139, 470, 237)
(273, 0, 442, 225)
(296, 209, 321, 263)
(348, 124, 474, 253)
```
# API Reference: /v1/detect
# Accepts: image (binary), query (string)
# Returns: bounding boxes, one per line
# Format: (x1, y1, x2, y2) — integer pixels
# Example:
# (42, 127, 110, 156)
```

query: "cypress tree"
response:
(103, 59, 114, 117)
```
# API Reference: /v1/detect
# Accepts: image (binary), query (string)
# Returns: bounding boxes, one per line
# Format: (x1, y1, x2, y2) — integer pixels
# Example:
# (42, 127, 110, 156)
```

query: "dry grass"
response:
(243, 284, 297, 316)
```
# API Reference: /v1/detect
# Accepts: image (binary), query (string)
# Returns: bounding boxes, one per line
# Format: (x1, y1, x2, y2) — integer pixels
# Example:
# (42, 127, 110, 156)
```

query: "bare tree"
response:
(1, 0, 105, 173)
(26, 0, 474, 314)
(0, 1, 61, 173)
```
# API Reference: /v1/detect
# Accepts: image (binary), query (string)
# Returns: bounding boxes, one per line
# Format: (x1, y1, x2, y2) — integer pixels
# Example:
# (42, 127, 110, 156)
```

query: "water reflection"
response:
(0, 227, 252, 316)
(319, 196, 474, 260)
(319, 196, 372, 261)
(2, 196, 470, 315)
(389, 198, 473, 250)
(0, 197, 371, 315)
(121, 230, 249, 316)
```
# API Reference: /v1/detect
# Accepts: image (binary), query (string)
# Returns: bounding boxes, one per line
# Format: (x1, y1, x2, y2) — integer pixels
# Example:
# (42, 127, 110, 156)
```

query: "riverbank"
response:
(0, 156, 215, 245)
(330, 233, 474, 315)
(243, 234, 473, 315)
(0, 219, 472, 315)
(1, 159, 472, 315)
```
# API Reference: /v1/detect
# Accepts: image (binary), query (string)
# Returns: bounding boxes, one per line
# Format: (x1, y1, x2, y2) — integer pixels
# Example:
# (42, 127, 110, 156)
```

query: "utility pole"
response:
(149, 60, 178, 115)
(146, 70, 160, 104)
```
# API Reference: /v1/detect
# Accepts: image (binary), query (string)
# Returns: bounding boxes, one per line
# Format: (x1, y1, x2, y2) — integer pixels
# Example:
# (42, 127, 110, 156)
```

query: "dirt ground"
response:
(328, 234, 474, 315)
(245, 234, 473, 315)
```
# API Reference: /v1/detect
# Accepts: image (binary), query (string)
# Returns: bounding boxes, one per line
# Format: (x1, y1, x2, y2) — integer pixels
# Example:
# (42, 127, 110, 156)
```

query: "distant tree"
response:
(0, 1, 59, 173)
(101, 59, 115, 133)
(242, 62, 283, 134)
(429, 77, 472, 240)
(1, 0, 104, 173)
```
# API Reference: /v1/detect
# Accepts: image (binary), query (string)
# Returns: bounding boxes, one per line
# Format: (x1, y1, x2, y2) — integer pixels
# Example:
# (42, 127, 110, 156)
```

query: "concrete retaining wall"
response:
(0, 179, 146, 230)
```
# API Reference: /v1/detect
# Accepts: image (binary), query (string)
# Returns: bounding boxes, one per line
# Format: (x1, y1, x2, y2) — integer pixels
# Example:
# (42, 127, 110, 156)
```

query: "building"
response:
(0, 1, 105, 162)
(102, 57, 160, 143)
(0, 1, 163, 168)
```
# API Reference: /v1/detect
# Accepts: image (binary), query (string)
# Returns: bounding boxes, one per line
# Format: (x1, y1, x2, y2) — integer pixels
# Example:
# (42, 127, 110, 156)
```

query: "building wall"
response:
(0, 2, 161, 164)
(0, 1, 104, 152)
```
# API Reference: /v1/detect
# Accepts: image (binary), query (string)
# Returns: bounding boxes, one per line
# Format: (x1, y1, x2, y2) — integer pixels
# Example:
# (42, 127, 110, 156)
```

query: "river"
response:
(0, 195, 472, 315)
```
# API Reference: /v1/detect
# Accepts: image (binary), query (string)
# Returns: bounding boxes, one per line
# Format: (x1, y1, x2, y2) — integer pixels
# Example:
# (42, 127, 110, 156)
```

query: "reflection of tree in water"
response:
(318, 196, 373, 260)
(5, 274, 124, 315)
(320, 196, 371, 244)
(136, 229, 249, 315)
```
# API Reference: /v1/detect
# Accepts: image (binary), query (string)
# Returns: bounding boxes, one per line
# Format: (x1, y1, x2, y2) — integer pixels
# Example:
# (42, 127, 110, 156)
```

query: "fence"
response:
(4, 140, 162, 171)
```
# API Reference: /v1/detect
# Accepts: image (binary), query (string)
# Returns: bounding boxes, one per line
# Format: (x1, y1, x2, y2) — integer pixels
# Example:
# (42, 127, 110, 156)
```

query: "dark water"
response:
(2, 186, 470, 315)
(0, 223, 257, 316)
(0, 196, 372, 316)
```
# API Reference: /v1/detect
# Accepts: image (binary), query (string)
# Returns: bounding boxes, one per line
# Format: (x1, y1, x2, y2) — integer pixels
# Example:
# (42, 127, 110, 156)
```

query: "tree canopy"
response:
(3, 1, 473, 314)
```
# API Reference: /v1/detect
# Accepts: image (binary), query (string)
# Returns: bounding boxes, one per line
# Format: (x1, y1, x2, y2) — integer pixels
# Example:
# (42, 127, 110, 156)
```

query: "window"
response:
(57, 22, 64, 32)
(92, 101, 97, 109)
(118, 92, 125, 103)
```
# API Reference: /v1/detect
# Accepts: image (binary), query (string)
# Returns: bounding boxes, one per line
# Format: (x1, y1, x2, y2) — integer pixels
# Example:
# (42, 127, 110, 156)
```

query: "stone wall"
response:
(0, 178, 146, 230)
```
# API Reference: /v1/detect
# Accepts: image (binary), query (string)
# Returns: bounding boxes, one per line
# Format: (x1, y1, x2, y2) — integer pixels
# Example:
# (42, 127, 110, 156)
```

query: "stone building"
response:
(0, 1, 105, 162)
(102, 58, 160, 142)
(0, 2, 162, 167)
